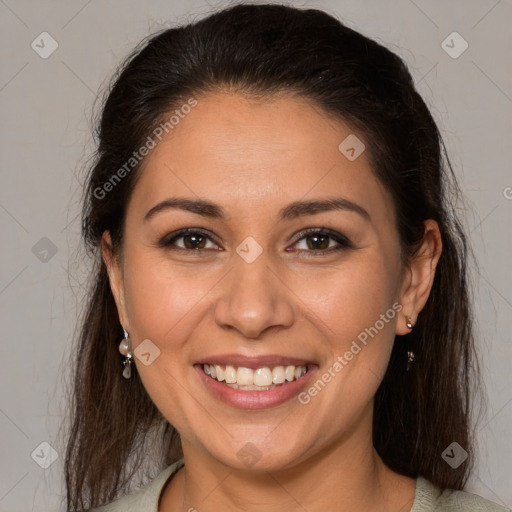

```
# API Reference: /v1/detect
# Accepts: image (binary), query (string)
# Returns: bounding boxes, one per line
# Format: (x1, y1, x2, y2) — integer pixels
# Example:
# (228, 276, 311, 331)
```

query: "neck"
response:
(161, 422, 416, 512)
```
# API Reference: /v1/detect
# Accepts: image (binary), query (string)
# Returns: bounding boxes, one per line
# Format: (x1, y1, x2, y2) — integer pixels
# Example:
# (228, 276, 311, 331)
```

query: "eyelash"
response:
(157, 227, 354, 256)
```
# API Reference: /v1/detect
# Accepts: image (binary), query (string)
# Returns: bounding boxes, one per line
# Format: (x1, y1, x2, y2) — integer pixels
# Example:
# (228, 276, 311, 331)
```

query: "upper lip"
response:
(195, 353, 316, 370)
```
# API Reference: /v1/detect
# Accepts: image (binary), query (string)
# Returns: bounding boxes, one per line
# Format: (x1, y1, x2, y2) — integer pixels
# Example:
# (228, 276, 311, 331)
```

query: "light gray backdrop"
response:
(0, 0, 511, 510)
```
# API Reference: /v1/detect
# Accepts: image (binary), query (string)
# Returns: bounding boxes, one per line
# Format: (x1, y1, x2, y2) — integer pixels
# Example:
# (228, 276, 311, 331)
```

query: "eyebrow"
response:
(143, 196, 371, 223)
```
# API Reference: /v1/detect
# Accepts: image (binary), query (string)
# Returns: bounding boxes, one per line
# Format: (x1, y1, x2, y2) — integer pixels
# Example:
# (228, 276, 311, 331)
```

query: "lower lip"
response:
(194, 364, 318, 409)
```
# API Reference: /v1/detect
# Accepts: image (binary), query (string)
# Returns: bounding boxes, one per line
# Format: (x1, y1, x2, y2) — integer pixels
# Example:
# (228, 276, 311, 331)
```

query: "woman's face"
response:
(104, 91, 428, 471)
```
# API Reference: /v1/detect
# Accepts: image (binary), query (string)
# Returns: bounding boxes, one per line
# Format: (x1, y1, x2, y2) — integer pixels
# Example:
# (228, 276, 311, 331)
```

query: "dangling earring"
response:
(119, 328, 133, 379)
(406, 316, 415, 372)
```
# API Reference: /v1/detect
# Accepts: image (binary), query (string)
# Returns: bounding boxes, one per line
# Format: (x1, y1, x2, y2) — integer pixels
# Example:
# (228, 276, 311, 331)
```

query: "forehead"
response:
(127, 92, 393, 225)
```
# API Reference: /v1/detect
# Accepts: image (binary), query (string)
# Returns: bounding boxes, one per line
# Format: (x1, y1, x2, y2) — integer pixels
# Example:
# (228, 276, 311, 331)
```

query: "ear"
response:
(396, 219, 442, 335)
(101, 230, 130, 330)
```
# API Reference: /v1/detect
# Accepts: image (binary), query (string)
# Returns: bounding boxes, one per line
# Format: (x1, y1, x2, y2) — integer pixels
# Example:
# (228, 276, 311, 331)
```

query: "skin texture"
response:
(102, 91, 442, 511)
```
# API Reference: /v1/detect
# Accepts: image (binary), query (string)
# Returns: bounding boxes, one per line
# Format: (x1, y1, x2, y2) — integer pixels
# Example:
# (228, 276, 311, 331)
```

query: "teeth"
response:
(215, 364, 225, 381)
(224, 383, 276, 391)
(285, 365, 295, 381)
(203, 363, 308, 387)
(225, 365, 237, 384)
(272, 366, 286, 384)
(254, 368, 273, 386)
(237, 367, 253, 386)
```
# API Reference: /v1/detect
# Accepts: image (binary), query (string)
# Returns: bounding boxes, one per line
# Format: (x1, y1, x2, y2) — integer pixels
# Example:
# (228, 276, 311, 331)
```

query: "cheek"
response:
(122, 252, 213, 341)
(300, 253, 400, 407)
(120, 254, 214, 429)
(297, 253, 399, 340)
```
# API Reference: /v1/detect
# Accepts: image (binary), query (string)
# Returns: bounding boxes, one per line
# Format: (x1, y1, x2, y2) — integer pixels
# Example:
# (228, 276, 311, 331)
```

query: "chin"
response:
(205, 436, 309, 473)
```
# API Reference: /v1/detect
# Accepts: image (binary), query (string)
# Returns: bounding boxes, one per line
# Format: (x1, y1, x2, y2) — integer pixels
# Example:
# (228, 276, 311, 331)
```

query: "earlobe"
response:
(396, 219, 443, 335)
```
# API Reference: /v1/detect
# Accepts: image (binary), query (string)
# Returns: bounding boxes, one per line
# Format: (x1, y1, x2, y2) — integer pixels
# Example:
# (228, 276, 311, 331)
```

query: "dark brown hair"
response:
(64, 3, 481, 510)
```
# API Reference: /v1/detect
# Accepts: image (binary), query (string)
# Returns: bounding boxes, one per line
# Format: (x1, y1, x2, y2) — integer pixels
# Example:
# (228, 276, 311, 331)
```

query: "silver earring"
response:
(406, 316, 415, 372)
(119, 328, 133, 379)
(406, 350, 415, 372)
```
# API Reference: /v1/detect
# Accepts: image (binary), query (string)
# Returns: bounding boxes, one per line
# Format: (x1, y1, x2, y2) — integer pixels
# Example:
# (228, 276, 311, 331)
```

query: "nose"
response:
(213, 248, 295, 339)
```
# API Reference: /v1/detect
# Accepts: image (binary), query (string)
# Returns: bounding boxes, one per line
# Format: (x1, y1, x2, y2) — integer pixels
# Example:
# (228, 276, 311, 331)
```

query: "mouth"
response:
(200, 363, 310, 390)
(194, 357, 318, 409)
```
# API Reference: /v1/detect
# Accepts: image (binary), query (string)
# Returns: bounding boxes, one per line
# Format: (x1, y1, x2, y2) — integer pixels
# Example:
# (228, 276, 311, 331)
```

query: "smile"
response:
(194, 354, 318, 409)
(203, 363, 308, 390)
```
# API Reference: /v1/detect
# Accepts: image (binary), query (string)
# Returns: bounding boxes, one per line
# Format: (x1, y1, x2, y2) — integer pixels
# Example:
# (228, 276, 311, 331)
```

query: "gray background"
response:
(0, 0, 511, 510)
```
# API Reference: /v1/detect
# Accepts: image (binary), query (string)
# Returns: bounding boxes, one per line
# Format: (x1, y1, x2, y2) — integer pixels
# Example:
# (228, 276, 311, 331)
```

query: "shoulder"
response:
(90, 458, 185, 512)
(412, 476, 510, 512)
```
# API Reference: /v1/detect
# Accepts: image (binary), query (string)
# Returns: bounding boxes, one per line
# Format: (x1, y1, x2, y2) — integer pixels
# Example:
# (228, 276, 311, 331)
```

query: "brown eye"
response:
(289, 228, 353, 254)
(304, 233, 330, 250)
(159, 229, 221, 252)
(180, 233, 208, 250)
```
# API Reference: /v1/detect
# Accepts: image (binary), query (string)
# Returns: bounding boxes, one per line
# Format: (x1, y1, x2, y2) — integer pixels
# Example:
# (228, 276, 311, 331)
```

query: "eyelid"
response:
(289, 227, 354, 250)
(158, 227, 354, 254)
(158, 228, 221, 250)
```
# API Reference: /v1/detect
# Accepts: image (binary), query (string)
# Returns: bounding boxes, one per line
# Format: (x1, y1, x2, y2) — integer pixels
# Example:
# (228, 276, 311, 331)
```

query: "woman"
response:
(64, 3, 509, 511)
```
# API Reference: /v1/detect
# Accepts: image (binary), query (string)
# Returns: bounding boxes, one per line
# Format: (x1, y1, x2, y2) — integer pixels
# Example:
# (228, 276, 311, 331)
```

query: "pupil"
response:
(308, 234, 328, 250)
(185, 234, 205, 249)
